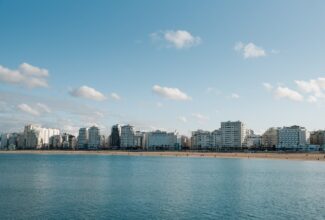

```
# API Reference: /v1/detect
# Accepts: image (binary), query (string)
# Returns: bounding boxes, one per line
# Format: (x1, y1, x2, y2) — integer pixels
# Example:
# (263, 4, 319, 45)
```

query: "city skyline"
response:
(1, 1, 325, 135)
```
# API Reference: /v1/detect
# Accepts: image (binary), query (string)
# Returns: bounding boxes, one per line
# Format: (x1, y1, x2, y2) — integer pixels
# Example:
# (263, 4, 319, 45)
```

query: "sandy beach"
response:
(0, 150, 325, 162)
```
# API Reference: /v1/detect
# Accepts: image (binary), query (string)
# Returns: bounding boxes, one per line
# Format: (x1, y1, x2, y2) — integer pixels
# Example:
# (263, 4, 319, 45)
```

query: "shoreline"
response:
(0, 150, 325, 162)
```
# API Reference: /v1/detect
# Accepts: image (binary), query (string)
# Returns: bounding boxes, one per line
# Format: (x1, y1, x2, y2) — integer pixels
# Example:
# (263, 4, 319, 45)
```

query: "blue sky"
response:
(1, 0, 325, 135)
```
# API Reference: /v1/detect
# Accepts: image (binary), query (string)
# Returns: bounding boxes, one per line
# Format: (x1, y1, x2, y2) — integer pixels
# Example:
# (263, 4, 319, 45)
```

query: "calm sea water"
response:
(0, 154, 324, 220)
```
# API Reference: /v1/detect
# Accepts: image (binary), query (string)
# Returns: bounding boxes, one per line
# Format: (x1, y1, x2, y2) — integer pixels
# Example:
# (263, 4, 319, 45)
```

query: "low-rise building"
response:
(244, 134, 262, 148)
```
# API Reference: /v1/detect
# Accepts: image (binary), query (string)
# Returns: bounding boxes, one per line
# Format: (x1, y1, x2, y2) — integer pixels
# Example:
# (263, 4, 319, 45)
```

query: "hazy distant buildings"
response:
(23, 124, 60, 149)
(277, 126, 307, 150)
(147, 130, 178, 150)
(88, 126, 101, 150)
(134, 131, 146, 149)
(0, 133, 10, 149)
(49, 135, 62, 149)
(191, 130, 211, 150)
(120, 125, 135, 148)
(310, 130, 325, 146)
(110, 124, 121, 148)
(62, 133, 77, 149)
(221, 121, 246, 148)
(211, 129, 222, 148)
(1, 121, 324, 152)
(244, 133, 262, 148)
(78, 128, 88, 149)
(262, 127, 279, 149)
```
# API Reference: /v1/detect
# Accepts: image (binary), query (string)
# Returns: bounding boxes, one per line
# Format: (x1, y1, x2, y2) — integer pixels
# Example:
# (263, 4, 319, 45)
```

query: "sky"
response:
(1, 0, 325, 136)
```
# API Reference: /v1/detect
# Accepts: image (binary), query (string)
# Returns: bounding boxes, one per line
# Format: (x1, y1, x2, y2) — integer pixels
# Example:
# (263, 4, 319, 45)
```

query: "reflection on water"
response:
(0, 154, 324, 220)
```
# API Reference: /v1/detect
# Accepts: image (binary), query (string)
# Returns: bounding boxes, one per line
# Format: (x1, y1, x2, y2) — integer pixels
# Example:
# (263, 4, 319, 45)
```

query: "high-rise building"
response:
(277, 126, 307, 149)
(78, 128, 88, 149)
(110, 124, 121, 148)
(0, 133, 10, 149)
(221, 121, 246, 148)
(120, 125, 135, 148)
(23, 124, 60, 149)
(88, 126, 101, 150)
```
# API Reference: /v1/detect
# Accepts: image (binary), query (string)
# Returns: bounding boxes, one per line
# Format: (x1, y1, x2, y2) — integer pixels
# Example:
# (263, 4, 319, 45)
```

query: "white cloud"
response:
(19, 63, 49, 77)
(151, 30, 201, 49)
(18, 103, 40, 116)
(263, 82, 273, 91)
(0, 63, 49, 88)
(177, 116, 187, 123)
(69, 85, 106, 101)
(36, 103, 51, 113)
(191, 113, 209, 120)
(110, 92, 121, 100)
(235, 42, 266, 58)
(295, 78, 325, 98)
(307, 96, 317, 103)
(231, 93, 240, 99)
(17, 102, 52, 116)
(152, 85, 191, 101)
(274, 86, 304, 102)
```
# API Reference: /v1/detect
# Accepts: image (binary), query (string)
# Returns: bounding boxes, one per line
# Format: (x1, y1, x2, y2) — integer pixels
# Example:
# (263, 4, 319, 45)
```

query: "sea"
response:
(0, 153, 324, 219)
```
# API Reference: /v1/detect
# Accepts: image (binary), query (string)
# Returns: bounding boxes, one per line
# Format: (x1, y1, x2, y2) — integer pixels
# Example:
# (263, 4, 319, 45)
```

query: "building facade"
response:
(277, 126, 307, 150)
(262, 127, 279, 149)
(22, 124, 60, 149)
(110, 124, 121, 148)
(88, 126, 101, 149)
(221, 121, 246, 148)
(310, 130, 325, 146)
(78, 128, 88, 149)
(147, 130, 178, 150)
(120, 125, 135, 148)
(191, 130, 211, 150)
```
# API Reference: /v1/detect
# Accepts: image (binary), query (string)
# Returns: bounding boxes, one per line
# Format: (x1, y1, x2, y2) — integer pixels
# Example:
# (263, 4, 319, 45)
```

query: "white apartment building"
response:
(88, 126, 101, 149)
(191, 130, 211, 150)
(120, 125, 135, 148)
(221, 121, 246, 148)
(147, 130, 178, 150)
(23, 124, 60, 149)
(78, 128, 88, 149)
(211, 129, 222, 148)
(277, 126, 307, 149)
(244, 134, 262, 148)
(134, 131, 146, 149)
